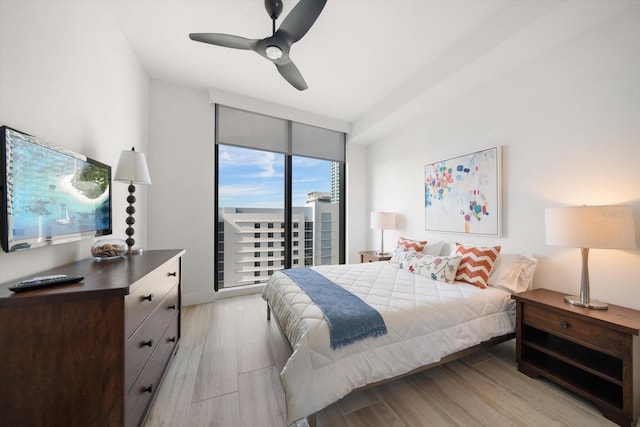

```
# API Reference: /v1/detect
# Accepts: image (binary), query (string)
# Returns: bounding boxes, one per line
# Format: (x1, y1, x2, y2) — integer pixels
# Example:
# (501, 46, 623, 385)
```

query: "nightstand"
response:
(359, 250, 392, 263)
(512, 289, 640, 427)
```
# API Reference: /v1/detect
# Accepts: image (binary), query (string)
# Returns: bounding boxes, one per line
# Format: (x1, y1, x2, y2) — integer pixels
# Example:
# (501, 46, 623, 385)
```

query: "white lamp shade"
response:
(371, 212, 397, 230)
(545, 206, 636, 249)
(114, 148, 152, 185)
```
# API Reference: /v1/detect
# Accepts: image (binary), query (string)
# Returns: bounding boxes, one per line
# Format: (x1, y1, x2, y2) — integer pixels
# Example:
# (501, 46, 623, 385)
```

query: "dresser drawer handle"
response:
(560, 321, 569, 329)
(168, 336, 177, 343)
(142, 339, 153, 348)
(168, 304, 177, 310)
(167, 272, 177, 277)
(142, 294, 153, 302)
(143, 384, 154, 394)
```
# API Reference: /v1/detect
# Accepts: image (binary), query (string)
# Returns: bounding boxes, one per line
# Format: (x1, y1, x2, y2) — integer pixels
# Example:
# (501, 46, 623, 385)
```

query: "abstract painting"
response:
(424, 147, 501, 236)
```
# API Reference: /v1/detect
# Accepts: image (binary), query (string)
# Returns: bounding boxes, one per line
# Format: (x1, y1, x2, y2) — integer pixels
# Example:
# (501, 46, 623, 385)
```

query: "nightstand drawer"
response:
(523, 304, 625, 358)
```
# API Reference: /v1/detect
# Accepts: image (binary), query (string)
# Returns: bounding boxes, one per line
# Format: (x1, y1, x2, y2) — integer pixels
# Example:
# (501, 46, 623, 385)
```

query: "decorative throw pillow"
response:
(488, 253, 538, 293)
(390, 246, 420, 267)
(396, 236, 428, 252)
(454, 243, 501, 289)
(407, 254, 462, 284)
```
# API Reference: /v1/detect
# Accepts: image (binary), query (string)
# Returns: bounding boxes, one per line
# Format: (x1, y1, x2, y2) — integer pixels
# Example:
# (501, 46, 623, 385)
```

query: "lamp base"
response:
(129, 248, 144, 255)
(564, 295, 608, 310)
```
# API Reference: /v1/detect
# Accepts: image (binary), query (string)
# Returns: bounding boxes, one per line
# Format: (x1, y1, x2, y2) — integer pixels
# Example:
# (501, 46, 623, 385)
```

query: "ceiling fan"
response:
(189, 0, 327, 91)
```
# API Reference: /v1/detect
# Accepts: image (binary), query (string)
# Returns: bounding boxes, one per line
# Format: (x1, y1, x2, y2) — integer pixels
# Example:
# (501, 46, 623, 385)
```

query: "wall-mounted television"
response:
(0, 126, 112, 252)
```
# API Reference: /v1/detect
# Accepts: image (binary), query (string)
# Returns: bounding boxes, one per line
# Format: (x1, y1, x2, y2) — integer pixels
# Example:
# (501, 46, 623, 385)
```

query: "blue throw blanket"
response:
(282, 267, 387, 349)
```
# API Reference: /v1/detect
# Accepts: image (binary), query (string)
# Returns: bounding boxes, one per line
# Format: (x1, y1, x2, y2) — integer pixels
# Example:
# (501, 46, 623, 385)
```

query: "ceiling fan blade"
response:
(189, 33, 257, 50)
(275, 60, 308, 91)
(277, 0, 327, 43)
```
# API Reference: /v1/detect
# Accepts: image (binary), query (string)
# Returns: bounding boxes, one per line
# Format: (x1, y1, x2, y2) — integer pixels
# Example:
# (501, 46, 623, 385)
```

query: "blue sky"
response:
(218, 145, 333, 208)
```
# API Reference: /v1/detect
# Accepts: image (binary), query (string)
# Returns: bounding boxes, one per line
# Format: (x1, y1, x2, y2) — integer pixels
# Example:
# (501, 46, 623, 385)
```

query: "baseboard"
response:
(182, 283, 265, 306)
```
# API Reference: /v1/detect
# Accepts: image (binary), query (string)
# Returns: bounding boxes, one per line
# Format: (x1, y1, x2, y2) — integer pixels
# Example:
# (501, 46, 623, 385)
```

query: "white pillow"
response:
(422, 241, 445, 256)
(407, 254, 462, 284)
(488, 253, 538, 293)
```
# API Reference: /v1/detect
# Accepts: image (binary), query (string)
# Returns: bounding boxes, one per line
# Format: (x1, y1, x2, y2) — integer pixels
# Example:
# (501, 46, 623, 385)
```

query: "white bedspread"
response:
(262, 262, 516, 425)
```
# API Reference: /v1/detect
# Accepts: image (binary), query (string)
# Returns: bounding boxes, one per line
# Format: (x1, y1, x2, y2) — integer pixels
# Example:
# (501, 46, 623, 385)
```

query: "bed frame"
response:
(266, 304, 515, 427)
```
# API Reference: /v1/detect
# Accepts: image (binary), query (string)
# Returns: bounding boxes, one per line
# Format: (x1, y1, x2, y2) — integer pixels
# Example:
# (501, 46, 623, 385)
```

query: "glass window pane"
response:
(292, 156, 341, 266)
(218, 144, 284, 288)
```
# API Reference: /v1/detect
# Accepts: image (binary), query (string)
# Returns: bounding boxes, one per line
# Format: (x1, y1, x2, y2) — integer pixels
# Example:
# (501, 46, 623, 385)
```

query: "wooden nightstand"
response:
(512, 289, 640, 427)
(359, 250, 392, 263)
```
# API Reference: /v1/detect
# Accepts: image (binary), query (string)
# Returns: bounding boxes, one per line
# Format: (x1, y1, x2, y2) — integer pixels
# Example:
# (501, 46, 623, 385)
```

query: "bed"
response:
(262, 247, 535, 426)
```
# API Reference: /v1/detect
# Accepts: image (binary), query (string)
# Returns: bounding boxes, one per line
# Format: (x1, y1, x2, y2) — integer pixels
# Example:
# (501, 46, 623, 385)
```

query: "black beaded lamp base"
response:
(125, 183, 141, 253)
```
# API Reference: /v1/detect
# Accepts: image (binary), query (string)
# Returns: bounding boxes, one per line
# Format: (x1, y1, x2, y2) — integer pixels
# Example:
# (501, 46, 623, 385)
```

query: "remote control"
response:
(9, 275, 85, 293)
(20, 274, 68, 284)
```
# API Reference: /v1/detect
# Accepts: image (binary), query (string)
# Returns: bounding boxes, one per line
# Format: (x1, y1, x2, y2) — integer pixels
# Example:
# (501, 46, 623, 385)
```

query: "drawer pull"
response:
(168, 272, 177, 277)
(168, 336, 177, 343)
(142, 339, 154, 348)
(142, 294, 153, 302)
(168, 304, 177, 310)
(560, 321, 569, 329)
(143, 384, 154, 394)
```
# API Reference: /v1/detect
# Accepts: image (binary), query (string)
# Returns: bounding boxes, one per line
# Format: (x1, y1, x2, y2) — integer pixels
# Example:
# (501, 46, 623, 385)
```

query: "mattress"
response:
(262, 261, 516, 425)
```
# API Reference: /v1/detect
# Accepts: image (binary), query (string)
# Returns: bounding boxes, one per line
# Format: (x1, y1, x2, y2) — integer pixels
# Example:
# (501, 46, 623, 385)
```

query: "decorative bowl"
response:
(91, 238, 128, 260)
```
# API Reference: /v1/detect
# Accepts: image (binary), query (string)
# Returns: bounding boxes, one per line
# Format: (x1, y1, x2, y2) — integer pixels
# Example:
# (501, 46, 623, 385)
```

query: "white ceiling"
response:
(105, 0, 633, 141)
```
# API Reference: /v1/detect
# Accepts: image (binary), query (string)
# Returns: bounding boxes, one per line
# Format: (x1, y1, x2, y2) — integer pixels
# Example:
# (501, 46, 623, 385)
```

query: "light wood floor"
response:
(144, 293, 627, 427)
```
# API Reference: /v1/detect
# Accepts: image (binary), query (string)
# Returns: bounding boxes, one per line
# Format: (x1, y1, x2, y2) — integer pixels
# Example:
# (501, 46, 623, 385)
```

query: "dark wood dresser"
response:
(0, 249, 185, 427)
(513, 288, 640, 427)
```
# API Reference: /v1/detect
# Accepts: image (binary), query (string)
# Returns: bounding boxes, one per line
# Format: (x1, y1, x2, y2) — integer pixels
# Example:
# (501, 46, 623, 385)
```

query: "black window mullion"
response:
(214, 104, 220, 291)
(284, 154, 292, 269)
(284, 120, 293, 269)
(339, 161, 346, 264)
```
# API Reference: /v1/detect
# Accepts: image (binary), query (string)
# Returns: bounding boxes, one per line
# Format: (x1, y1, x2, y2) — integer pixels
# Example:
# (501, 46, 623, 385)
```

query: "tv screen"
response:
(0, 126, 112, 252)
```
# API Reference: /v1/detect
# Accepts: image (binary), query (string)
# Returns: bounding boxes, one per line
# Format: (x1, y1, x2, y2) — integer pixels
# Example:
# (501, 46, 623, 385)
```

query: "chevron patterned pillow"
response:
(397, 236, 428, 251)
(454, 243, 501, 289)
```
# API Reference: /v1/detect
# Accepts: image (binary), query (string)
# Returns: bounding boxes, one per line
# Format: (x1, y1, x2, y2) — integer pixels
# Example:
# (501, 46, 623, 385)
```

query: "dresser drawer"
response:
(523, 303, 625, 357)
(125, 314, 179, 427)
(125, 257, 180, 338)
(125, 283, 179, 392)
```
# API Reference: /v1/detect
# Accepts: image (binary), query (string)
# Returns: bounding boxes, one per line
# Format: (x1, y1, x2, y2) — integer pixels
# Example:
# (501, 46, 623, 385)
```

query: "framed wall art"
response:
(424, 146, 501, 236)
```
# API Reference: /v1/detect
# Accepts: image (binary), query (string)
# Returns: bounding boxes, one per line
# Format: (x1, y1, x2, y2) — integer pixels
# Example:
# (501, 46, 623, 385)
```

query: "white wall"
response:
(147, 80, 215, 305)
(345, 142, 368, 263)
(358, 6, 640, 309)
(0, 0, 149, 282)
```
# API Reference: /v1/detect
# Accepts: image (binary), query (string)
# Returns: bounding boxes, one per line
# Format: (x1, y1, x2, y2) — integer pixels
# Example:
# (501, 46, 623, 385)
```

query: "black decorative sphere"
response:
(125, 227, 135, 237)
(128, 184, 136, 193)
(127, 195, 136, 204)
(126, 237, 135, 247)
(126, 216, 135, 225)
(126, 205, 136, 215)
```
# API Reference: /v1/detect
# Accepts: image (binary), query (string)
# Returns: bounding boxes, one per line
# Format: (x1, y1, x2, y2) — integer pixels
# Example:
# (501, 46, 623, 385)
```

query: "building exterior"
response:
(330, 162, 340, 204)
(218, 192, 339, 288)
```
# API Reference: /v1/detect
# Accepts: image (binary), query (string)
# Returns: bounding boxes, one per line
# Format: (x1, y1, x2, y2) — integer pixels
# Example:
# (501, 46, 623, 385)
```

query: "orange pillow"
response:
(454, 243, 501, 289)
(397, 236, 428, 252)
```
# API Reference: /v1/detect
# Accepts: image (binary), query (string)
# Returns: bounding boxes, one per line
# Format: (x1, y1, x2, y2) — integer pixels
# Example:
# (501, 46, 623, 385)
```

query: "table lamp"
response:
(545, 205, 636, 309)
(114, 147, 152, 253)
(370, 211, 397, 255)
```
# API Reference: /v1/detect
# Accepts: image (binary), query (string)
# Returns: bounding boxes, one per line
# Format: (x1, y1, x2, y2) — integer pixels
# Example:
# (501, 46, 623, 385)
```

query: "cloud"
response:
(255, 151, 278, 178)
(219, 146, 282, 178)
(219, 184, 263, 197)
